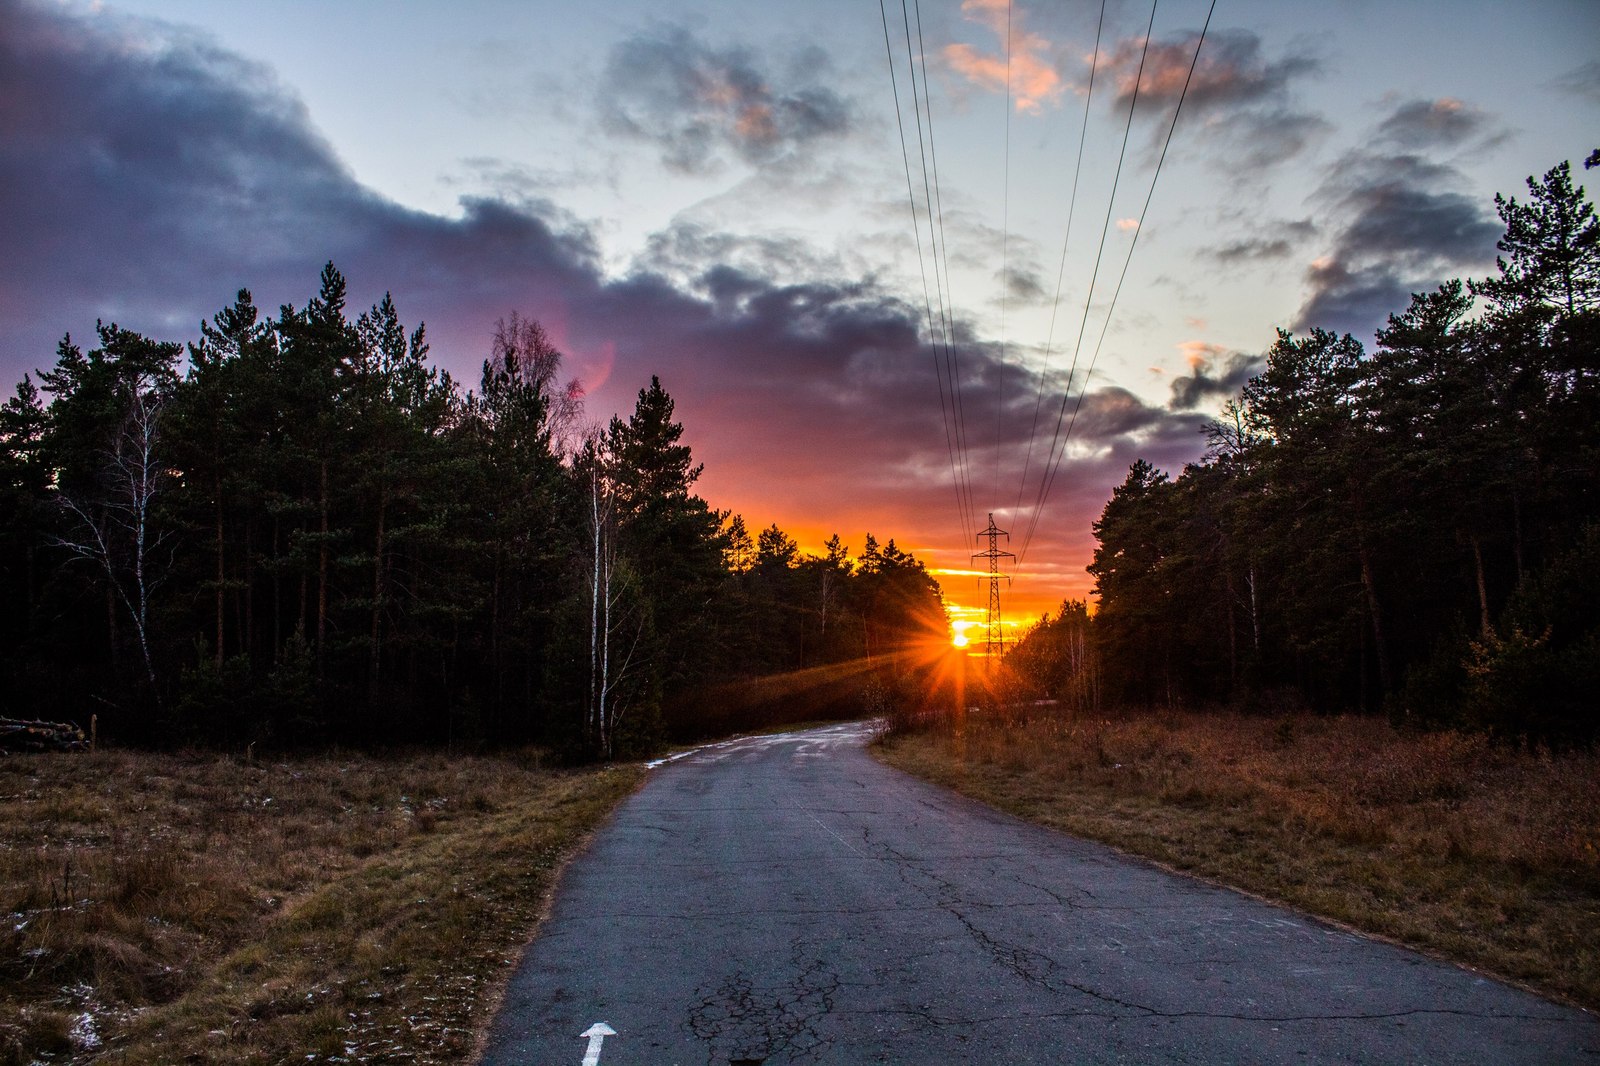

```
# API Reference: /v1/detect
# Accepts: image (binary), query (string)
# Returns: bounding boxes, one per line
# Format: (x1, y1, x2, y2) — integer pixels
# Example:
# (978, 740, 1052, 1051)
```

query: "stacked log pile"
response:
(0, 718, 89, 753)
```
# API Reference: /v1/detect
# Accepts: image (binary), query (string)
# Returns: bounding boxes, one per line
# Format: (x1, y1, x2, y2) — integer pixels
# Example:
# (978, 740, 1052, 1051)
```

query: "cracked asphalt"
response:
(479, 722, 1597, 1065)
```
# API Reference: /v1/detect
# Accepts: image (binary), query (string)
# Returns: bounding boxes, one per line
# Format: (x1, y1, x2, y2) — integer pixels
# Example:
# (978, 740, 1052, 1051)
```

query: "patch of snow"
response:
(70, 1011, 100, 1051)
(643, 735, 746, 769)
(643, 749, 697, 770)
(645, 723, 876, 767)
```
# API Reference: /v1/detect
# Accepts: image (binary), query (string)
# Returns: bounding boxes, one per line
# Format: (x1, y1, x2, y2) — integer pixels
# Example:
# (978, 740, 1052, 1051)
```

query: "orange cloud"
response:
(943, 0, 1063, 113)
(734, 102, 777, 144)
(1111, 36, 1195, 104)
(1178, 339, 1227, 370)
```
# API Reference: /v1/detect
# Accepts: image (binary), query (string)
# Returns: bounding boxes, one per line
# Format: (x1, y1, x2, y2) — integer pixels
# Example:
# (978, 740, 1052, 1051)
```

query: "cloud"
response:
(1551, 59, 1600, 105)
(1207, 217, 1317, 268)
(1104, 28, 1326, 168)
(1223, 109, 1330, 169)
(1003, 266, 1047, 304)
(596, 25, 851, 174)
(986, 241, 1051, 309)
(1291, 126, 1500, 337)
(1336, 181, 1493, 265)
(943, 0, 1064, 113)
(451, 157, 605, 203)
(1167, 344, 1261, 410)
(1293, 260, 1414, 341)
(1068, 385, 1167, 440)
(636, 220, 844, 297)
(1107, 28, 1313, 110)
(1375, 97, 1499, 150)
(0, 0, 607, 374)
(0, 0, 1222, 614)
(0, 0, 1063, 558)
(1211, 236, 1292, 264)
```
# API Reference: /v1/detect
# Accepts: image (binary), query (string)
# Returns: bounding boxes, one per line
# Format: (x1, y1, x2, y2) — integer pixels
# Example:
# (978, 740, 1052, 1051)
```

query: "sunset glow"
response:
(1, 0, 1592, 643)
(1, 10, 1593, 1061)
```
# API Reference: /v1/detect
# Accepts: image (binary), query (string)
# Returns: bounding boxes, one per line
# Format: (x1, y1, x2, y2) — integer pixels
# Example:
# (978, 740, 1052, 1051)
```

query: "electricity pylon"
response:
(972, 513, 1014, 665)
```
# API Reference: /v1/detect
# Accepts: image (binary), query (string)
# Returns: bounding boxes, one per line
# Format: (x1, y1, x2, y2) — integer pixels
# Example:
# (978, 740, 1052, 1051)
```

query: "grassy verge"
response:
(0, 749, 642, 1064)
(876, 710, 1600, 1008)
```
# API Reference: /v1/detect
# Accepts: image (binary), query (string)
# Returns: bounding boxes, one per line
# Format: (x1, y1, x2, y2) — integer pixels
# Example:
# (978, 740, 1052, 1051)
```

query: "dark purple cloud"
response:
(1293, 260, 1414, 341)
(1207, 218, 1315, 267)
(0, 0, 1211, 614)
(0, 0, 601, 381)
(597, 25, 852, 174)
(1292, 121, 1501, 338)
(1376, 98, 1500, 150)
(1168, 350, 1262, 410)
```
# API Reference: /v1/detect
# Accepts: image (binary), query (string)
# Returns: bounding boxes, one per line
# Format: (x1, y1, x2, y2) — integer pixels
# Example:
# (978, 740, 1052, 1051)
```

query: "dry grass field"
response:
(877, 710, 1600, 1008)
(0, 749, 642, 1065)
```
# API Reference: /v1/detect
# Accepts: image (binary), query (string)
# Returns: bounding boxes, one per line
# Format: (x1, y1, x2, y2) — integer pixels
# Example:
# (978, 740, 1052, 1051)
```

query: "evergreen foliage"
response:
(0, 269, 947, 757)
(1073, 155, 1600, 746)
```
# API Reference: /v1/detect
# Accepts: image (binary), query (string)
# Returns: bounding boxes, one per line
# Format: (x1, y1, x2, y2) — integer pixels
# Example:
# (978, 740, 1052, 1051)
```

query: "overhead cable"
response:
(878, 0, 972, 549)
(1010, 0, 1108, 524)
(907, 0, 980, 542)
(1022, 0, 1218, 566)
(1018, 0, 1160, 565)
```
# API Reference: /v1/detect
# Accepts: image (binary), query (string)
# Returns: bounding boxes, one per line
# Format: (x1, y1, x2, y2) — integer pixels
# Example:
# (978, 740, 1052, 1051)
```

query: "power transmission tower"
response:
(973, 513, 1014, 665)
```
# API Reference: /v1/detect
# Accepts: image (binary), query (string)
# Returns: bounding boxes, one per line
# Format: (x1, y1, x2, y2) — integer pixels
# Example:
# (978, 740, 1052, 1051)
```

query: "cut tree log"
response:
(0, 718, 89, 753)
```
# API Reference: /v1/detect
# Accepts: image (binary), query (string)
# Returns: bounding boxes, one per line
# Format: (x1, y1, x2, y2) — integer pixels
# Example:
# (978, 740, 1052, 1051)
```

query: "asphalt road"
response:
(480, 722, 1597, 1065)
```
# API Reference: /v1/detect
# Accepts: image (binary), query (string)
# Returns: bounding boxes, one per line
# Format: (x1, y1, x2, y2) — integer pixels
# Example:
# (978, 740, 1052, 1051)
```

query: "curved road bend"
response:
(481, 722, 1596, 1065)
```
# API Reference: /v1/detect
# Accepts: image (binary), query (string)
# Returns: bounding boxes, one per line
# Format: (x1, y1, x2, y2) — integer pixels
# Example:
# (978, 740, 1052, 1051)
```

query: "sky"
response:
(2, 0, 1596, 639)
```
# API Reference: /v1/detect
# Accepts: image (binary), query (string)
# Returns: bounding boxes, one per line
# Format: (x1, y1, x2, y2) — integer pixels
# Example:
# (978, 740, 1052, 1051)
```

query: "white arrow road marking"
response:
(579, 1022, 615, 1066)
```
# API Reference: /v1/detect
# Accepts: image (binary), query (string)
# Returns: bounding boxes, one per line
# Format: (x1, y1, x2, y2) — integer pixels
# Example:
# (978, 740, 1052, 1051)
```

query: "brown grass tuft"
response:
(878, 710, 1600, 1007)
(0, 748, 641, 1063)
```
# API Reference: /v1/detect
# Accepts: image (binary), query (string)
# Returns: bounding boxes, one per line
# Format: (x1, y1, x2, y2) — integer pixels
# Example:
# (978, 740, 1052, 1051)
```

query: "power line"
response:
(995, 0, 1013, 514)
(877, 0, 971, 550)
(1018, 0, 1160, 566)
(879, 0, 1214, 608)
(1010, 0, 1107, 524)
(908, 0, 980, 542)
(1021, 0, 1218, 567)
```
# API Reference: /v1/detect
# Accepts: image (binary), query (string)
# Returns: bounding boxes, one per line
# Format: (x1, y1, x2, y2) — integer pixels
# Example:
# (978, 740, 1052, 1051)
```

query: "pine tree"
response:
(0, 376, 52, 715)
(1474, 160, 1600, 317)
(608, 376, 724, 699)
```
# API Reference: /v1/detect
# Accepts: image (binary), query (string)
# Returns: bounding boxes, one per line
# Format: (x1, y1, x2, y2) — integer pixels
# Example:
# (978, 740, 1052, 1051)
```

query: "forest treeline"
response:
(0, 268, 946, 756)
(1009, 156, 1600, 747)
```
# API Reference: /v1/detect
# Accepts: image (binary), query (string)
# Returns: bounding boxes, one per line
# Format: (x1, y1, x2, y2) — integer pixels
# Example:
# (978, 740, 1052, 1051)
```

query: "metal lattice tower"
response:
(972, 513, 1014, 663)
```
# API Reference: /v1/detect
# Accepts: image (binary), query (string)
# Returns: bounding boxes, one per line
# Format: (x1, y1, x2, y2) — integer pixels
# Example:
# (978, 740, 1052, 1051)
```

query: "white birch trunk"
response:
(55, 379, 169, 703)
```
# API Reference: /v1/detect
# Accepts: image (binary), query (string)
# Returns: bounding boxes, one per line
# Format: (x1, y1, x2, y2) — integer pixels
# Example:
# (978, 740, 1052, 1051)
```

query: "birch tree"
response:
(54, 375, 173, 701)
(579, 433, 646, 759)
